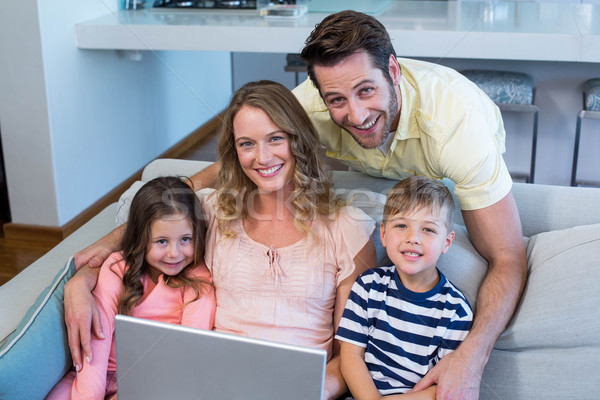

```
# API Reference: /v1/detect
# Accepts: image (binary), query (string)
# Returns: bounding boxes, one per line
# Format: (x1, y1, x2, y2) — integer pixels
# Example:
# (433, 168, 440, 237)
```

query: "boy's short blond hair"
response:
(383, 176, 455, 230)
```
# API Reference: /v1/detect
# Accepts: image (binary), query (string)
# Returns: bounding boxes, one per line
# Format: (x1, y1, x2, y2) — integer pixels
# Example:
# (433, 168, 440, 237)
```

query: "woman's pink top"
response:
(200, 189, 374, 359)
(71, 252, 216, 400)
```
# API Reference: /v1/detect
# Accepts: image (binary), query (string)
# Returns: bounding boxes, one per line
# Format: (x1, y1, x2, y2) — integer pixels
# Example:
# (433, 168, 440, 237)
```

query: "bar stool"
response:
(571, 78, 600, 187)
(461, 70, 540, 183)
(284, 53, 307, 86)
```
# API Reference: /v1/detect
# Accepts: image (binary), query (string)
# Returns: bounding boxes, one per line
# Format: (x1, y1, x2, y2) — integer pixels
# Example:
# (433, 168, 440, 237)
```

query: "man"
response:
(290, 10, 526, 400)
(70, 10, 526, 400)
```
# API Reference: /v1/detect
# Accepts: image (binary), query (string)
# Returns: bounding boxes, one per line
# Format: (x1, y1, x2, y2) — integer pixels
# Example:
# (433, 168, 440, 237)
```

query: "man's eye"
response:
(360, 87, 374, 95)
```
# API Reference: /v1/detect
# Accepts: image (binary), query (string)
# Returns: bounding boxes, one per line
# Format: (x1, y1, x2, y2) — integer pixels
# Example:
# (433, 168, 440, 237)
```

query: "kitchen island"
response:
(76, 1, 600, 62)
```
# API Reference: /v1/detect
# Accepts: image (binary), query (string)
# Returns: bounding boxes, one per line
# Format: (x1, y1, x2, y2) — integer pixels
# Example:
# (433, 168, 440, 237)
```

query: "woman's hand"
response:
(64, 265, 104, 372)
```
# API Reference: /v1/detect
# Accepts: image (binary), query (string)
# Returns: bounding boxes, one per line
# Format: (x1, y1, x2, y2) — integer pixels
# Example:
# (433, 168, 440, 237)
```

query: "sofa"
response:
(1, 158, 599, 400)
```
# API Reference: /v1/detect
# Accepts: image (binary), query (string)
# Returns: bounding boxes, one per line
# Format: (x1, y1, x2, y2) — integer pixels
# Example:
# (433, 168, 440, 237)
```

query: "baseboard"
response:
(2, 112, 223, 244)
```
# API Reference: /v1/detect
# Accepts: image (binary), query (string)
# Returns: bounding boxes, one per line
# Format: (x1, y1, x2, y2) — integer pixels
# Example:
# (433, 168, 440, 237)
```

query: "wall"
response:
(0, 0, 232, 227)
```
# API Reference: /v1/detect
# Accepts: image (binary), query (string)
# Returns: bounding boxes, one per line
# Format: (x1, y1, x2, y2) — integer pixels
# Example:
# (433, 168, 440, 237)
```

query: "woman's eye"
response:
(238, 141, 252, 148)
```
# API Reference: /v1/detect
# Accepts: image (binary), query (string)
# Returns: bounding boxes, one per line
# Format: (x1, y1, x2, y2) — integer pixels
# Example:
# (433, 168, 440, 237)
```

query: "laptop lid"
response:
(115, 314, 326, 400)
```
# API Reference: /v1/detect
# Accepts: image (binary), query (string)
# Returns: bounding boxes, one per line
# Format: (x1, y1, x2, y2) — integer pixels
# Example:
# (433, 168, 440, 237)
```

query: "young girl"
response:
(48, 176, 215, 400)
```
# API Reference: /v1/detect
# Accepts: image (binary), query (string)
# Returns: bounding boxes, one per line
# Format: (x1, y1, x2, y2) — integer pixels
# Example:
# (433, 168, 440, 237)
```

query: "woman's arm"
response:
(324, 239, 377, 400)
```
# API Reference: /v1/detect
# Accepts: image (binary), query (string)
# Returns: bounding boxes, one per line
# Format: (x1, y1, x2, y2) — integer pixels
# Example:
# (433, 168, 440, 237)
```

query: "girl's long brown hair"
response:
(117, 176, 210, 316)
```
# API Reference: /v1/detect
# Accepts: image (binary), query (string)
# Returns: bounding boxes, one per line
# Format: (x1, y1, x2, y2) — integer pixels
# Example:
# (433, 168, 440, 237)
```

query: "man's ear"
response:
(388, 54, 401, 86)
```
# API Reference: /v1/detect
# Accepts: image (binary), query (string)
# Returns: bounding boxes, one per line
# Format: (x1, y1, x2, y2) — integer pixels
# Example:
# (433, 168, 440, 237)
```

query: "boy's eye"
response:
(394, 224, 407, 229)
(423, 227, 436, 234)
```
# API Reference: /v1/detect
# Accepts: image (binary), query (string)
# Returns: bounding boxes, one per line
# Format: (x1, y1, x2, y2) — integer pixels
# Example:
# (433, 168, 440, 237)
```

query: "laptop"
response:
(115, 314, 327, 400)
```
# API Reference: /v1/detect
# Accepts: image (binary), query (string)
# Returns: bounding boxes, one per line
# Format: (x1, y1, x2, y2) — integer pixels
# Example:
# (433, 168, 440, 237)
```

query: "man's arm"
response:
(189, 160, 220, 190)
(413, 191, 527, 399)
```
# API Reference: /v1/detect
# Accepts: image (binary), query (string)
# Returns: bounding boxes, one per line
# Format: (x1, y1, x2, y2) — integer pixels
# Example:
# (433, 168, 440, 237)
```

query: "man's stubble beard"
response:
(332, 81, 400, 150)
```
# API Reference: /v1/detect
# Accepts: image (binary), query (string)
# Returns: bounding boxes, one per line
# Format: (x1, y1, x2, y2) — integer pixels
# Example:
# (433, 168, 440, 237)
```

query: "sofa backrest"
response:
(143, 159, 600, 238)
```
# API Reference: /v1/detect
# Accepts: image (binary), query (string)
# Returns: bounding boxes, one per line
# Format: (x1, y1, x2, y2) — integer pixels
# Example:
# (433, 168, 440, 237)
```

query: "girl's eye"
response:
(181, 236, 192, 243)
(156, 239, 167, 245)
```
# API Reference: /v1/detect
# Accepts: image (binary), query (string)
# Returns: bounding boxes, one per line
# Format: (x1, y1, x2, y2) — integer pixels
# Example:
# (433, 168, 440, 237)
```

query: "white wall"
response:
(0, 0, 232, 226)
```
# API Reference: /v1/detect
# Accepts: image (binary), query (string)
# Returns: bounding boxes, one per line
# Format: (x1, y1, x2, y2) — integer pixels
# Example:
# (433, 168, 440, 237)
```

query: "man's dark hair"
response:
(300, 10, 397, 91)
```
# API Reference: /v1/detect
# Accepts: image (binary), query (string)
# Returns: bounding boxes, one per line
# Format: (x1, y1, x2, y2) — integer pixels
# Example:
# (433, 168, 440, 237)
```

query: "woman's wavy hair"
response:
(117, 176, 210, 316)
(300, 10, 397, 92)
(215, 80, 345, 236)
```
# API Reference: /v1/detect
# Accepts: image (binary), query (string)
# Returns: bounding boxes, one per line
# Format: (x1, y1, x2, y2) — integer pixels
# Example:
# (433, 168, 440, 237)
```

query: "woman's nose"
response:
(256, 143, 272, 164)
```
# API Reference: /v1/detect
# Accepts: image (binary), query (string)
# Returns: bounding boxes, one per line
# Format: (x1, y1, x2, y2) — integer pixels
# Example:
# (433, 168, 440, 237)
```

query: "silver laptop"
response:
(115, 314, 326, 400)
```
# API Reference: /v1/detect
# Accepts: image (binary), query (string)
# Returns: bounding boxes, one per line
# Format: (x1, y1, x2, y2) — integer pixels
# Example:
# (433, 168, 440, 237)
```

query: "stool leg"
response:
(529, 108, 539, 184)
(571, 112, 583, 187)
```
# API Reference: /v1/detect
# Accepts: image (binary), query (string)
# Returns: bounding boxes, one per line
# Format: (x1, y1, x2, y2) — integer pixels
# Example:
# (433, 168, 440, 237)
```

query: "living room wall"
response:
(0, 0, 232, 227)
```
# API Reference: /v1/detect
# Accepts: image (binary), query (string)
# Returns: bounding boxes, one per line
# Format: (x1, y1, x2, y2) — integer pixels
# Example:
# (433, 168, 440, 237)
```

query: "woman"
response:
(65, 81, 377, 399)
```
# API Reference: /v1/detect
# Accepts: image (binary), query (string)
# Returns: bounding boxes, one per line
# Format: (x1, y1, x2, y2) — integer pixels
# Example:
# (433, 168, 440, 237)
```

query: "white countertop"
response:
(76, 1, 600, 62)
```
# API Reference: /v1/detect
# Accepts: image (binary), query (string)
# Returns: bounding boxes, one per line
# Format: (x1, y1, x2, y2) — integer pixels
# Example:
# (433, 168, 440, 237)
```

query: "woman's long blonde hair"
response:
(215, 80, 345, 236)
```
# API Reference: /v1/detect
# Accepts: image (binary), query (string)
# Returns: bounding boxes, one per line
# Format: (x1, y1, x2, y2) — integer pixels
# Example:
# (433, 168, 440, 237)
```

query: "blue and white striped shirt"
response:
(336, 265, 473, 395)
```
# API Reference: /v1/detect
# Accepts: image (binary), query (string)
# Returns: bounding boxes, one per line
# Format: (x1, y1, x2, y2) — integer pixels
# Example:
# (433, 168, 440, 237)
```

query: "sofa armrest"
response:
(0, 204, 118, 344)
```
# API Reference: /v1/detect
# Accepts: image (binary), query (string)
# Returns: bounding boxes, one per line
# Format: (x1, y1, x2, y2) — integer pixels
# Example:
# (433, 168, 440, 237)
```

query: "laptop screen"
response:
(115, 314, 326, 400)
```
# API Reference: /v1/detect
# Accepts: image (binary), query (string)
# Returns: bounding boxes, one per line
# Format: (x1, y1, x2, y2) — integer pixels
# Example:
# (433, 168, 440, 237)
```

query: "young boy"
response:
(336, 176, 473, 399)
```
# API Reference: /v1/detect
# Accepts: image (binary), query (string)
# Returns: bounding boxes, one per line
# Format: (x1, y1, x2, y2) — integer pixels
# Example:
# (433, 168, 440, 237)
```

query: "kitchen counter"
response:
(76, 1, 600, 62)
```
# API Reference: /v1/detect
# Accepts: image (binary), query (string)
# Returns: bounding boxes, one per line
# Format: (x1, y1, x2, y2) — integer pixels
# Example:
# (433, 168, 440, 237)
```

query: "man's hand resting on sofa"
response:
(65, 225, 125, 371)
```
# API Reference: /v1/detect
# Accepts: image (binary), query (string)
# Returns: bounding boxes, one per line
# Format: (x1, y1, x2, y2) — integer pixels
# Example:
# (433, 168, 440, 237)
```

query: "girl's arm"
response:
(324, 239, 377, 400)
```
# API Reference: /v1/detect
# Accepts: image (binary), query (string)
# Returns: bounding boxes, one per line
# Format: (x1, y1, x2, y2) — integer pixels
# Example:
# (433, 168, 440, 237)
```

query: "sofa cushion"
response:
(0, 257, 75, 400)
(495, 222, 600, 350)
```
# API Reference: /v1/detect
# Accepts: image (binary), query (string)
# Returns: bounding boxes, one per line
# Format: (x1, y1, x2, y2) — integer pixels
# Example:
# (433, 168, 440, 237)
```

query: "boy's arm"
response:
(339, 341, 382, 400)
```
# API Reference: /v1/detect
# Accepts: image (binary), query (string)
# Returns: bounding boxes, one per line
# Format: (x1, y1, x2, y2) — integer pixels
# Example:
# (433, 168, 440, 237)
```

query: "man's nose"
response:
(346, 99, 369, 126)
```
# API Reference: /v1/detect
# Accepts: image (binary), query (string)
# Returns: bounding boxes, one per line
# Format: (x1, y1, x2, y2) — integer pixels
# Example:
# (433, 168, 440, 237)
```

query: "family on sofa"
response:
(54, 10, 531, 400)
